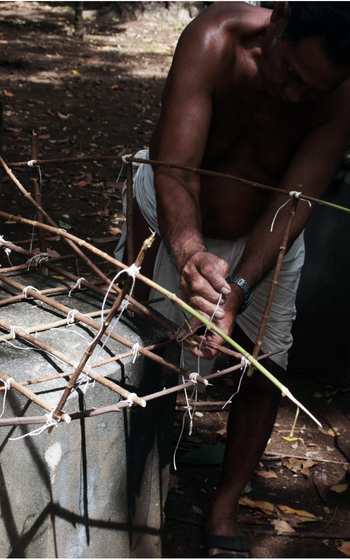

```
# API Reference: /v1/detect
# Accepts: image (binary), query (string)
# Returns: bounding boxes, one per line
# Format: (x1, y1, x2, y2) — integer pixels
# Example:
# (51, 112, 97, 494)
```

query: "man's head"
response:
(281, 2, 350, 69)
(262, 2, 350, 103)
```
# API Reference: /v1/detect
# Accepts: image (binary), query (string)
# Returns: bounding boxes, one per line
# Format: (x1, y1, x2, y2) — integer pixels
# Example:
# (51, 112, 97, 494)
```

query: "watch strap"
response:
(225, 275, 252, 314)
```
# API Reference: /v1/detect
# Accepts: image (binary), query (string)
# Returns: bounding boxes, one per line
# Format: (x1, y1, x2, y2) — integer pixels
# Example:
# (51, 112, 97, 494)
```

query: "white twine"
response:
(121, 153, 133, 164)
(68, 277, 87, 297)
(72, 262, 140, 397)
(27, 160, 37, 167)
(0, 236, 13, 266)
(0, 377, 14, 419)
(132, 343, 140, 364)
(270, 191, 311, 232)
(22, 285, 42, 299)
(222, 355, 250, 409)
(9, 411, 59, 440)
(125, 392, 137, 407)
(173, 294, 223, 470)
(26, 253, 48, 270)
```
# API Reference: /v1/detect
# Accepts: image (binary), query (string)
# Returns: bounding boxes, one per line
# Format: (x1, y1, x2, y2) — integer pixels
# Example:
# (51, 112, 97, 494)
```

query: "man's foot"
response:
(206, 533, 251, 558)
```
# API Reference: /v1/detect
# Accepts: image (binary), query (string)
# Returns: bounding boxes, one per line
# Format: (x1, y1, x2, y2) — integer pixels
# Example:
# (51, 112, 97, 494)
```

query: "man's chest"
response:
(203, 89, 316, 183)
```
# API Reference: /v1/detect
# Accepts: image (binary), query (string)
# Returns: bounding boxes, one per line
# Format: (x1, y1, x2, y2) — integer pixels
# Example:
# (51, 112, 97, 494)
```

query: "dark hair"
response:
(281, 2, 350, 67)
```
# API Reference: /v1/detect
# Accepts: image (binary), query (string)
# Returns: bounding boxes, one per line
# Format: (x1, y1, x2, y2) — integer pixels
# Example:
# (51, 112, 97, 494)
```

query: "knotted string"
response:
(26, 253, 48, 270)
(9, 411, 59, 440)
(22, 285, 42, 299)
(0, 236, 13, 266)
(222, 355, 252, 409)
(0, 378, 13, 419)
(68, 277, 87, 297)
(132, 343, 140, 364)
(125, 392, 137, 407)
(270, 190, 311, 233)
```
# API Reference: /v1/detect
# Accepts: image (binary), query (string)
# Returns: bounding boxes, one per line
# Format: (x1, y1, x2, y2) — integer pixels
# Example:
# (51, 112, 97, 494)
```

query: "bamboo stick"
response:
(247, 195, 299, 377)
(0, 371, 71, 423)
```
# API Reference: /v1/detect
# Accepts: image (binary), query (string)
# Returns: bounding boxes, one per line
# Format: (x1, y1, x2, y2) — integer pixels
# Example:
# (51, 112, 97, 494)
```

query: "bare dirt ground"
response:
(0, 3, 349, 558)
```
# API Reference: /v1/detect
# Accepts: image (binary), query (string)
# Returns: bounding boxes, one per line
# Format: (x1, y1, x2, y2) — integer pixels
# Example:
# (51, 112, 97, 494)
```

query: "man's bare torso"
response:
(150, 2, 350, 241)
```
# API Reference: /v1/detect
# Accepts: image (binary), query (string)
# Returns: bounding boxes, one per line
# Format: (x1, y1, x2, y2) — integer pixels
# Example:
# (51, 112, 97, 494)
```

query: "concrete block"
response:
(0, 272, 178, 557)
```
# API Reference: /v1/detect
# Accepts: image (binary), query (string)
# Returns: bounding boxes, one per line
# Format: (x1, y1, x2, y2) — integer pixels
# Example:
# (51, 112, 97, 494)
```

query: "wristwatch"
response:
(225, 275, 252, 314)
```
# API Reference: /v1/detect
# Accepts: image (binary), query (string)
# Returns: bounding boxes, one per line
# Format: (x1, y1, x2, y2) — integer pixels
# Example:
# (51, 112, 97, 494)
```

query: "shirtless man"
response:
(119, 2, 350, 556)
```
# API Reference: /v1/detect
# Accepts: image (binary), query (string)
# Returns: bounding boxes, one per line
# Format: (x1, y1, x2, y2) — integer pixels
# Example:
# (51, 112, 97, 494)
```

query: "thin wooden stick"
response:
(247, 195, 299, 376)
(52, 232, 156, 419)
(0, 213, 318, 424)
(262, 450, 349, 466)
(0, 318, 146, 407)
(6, 153, 350, 215)
(0, 340, 173, 391)
(126, 161, 134, 266)
(0, 371, 71, 423)
(0, 156, 115, 288)
(31, 129, 47, 254)
(0, 350, 279, 427)
(0, 233, 239, 360)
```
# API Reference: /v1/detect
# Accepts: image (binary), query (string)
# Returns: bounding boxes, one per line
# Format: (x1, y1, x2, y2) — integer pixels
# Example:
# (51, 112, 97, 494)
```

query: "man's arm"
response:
(151, 15, 234, 318)
(191, 93, 350, 359)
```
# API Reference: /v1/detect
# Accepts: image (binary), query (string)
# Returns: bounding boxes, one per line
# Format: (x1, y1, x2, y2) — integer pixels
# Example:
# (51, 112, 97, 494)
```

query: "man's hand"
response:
(176, 285, 242, 360)
(172, 250, 246, 359)
(179, 250, 231, 318)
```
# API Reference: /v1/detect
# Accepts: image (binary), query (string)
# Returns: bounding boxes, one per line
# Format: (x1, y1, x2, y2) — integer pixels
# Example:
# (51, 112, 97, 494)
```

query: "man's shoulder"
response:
(183, 2, 269, 52)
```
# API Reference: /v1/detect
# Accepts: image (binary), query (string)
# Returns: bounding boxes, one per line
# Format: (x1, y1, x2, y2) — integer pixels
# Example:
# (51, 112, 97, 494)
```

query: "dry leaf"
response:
(330, 483, 348, 493)
(192, 505, 202, 515)
(324, 506, 331, 514)
(239, 496, 275, 516)
(215, 428, 227, 438)
(271, 519, 295, 535)
(314, 471, 329, 503)
(282, 436, 300, 442)
(56, 111, 69, 119)
(111, 84, 119, 90)
(71, 69, 80, 75)
(4, 90, 14, 97)
(337, 541, 350, 557)
(254, 469, 279, 479)
(277, 505, 319, 523)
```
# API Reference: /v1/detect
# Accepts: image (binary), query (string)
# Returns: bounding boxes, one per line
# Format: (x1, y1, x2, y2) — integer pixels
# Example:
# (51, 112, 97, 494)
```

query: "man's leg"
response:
(206, 325, 284, 557)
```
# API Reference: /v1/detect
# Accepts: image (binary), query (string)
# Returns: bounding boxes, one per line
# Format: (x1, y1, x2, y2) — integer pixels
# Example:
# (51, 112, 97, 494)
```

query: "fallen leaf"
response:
(314, 471, 329, 503)
(271, 519, 295, 535)
(318, 427, 337, 438)
(4, 90, 14, 97)
(330, 483, 348, 493)
(277, 505, 319, 523)
(254, 469, 279, 479)
(337, 541, 350, 557)
(215, 427, 227, 438)
(111, 84, 119, 90)
(239, 496, 275, 517)
(192, 505, 202, 515)
(108, 226, 122, 236)
(59, 220, 72, 230)
(324, 506, 331, 514)
(56, 111, 69, 119)
(282, 436, 300, 442)
(71, 69, 80, 75)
